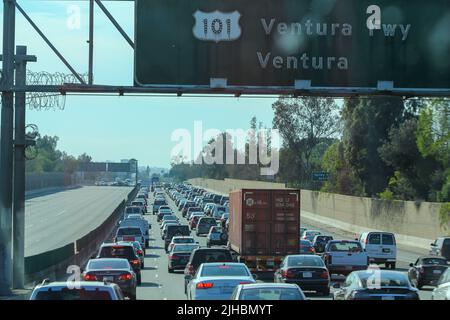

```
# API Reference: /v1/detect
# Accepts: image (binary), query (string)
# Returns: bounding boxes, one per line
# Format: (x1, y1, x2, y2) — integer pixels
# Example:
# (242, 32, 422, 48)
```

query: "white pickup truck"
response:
(323, 240, 369, 276)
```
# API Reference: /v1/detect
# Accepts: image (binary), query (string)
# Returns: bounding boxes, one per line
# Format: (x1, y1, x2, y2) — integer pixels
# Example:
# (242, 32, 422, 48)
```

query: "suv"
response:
(430, 237, 450, 261)
(183, 248, 235, 294)
(114, 226, 145, 249)
(153, 198, 167, 214)
(196, 217, 218, 236)
(30, 280, 124, 300)
(96, 243, 142, 284)
(359, 232, 397, 269)
(164, 225, 191, 251)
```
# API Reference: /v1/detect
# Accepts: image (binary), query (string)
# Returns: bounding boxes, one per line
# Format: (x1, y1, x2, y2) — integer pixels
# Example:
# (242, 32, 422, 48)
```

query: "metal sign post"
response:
(13, 46, 37, 289)
(0, 0, 16, 296)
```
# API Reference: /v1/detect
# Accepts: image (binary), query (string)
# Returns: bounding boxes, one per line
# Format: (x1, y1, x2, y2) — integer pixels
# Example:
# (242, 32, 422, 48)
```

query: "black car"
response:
(408, 256, 449, 289)
(274, 255, 330, 296)
(164, 225, 191, 251)
(333, 270, 420, 300)
(183, 247, 235, 294)
(167, 244, 200, 273)
(83, 258, 137, 300)
(96, 243, 142, 285)
(312, 235, 334, 254)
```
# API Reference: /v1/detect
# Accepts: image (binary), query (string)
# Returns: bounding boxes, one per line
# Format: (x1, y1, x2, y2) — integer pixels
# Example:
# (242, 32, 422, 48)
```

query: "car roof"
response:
(240, 283, 299, 289)
(35, 281, 117, 289)
(101, 242, 133, 248)
(417, 255, 448, 260)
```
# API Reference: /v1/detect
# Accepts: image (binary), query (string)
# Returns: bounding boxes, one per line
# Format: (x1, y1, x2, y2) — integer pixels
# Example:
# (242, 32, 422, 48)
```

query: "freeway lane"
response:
(137, 189, 434, 300)
(25, 186, 133, 257)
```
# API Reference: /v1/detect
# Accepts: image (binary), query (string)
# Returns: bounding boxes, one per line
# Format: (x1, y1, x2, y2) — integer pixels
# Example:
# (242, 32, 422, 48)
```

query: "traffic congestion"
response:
(29, 182, 450, 300)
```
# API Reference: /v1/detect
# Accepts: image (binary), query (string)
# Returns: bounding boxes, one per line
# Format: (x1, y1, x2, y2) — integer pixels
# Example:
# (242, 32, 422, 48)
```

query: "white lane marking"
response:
(25, 224, 34, 229)
(55, 210, 66, 217)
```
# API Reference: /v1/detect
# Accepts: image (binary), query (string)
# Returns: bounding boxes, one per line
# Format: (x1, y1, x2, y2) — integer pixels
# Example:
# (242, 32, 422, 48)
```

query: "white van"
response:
(359, 232, 397, 269)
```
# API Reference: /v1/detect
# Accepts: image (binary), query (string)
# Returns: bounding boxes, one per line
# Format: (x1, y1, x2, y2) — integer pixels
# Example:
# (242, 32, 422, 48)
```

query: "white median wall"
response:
(188, 178, 448, 250)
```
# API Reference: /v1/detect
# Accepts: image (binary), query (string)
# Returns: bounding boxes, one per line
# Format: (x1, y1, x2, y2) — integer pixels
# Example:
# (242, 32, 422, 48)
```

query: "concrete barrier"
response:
(188, 178, 449, 250)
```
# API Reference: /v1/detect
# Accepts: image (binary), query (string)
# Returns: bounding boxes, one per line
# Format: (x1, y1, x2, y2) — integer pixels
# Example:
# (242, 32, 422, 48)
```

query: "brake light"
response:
(119, 273, 133, 281)
(84, 274, 97, 281)
(281, 269, 295, 278)
(309, 247, 315, 253)
(131, 259, 140, 265)
(196, 282, 214, 289)
(137, 250, 143, 255)
(239, 282, 252, 285)
(170, 255, 179, 260)
(320, 270, 329, 279)
(186, 264, 194, 275)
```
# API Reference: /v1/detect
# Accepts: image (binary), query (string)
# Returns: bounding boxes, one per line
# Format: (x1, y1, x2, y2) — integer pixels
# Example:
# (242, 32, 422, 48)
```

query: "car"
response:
(153, 198, 167, 214)
(408, 256, 449, 289)
(211, 204, 228, 220)
(359, 232, 397, 269)
(167, 236, 197, 253)
(114, 226, 145, 249)
(96, 243, 142, 285)
(274, 254, 330, 296)
(430, 237, 450, 261)
(117, 241, 145, 268)
(333, 270, 420, 300)
(186, 207, 202, 219)
(312, 235, 334, 254)
(206, 226, 228, 247)
(131, 199, 147, 213)
(196, 217, 218, 236)
(299, 240, 315, 255)
(231, 283, 306, 300)
(124, 206, 143, 218)
(181, 201, 197, 217)
(119, 219, 149, 248)
(161, 215, 179, 224)
(161, 221, 180, 238)
(431, 267, 450, 300)
(168, 243, 200, 273)
(301, 230, 322, 242)
(187, 263, 256, 300)
(183, 247, 235, 294)
(220, 212, 229, 229)
(189, 214, 205, 230)
(323, 240, 368, 276)
(82, 258, 137, 299)
(29, 280, 124, 300)
(164, 225, 191, 251)
(157, 209, 173, 222)
(203, 203, 215, 215)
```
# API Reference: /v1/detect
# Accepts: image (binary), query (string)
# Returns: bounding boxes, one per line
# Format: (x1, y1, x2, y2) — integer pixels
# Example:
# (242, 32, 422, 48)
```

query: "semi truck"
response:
(228, 189, 300, 277)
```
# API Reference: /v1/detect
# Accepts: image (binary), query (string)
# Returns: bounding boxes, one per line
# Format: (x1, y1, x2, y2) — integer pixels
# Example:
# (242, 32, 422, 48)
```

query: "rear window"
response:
(35, 288, 113, 300)
(287, 256, 324, 267)
(328, 242, 362, 252)
(174, 238, 195, 244)
(99, 246, 135, 259)
(368, 233, 381, 245)
(155, 200, 166, 205)
(382, 234, 395, 245)
(422, 258, 448, 265)
(125, 207, 140, 214)
(88, 259, 129, 270)
(200, 264, 249, 277)
(199, 218, 216, 225)
(167, 226, 190, 237)
(443, 239, 450, 247)
(173, 245, 199, 253)
(117, 228, 142, 236)
(192, 250, 233, 267)
(240, 288, 303, 300)
(360, 273, 409, 288)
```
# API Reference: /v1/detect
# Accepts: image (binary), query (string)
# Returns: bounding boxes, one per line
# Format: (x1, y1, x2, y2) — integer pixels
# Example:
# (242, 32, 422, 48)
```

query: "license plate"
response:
(124, 236, 134, 241)
(433, 270, 442, 274)
(382, 296, 395, 300)
(382, 248, 390, 253)
(103, 276, 114, 282)
(345, 266, 353, 270)
(303, 272, 312, 278)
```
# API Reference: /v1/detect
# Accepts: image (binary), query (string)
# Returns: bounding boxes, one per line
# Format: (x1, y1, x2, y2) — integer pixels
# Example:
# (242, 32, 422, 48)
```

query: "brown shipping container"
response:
(229, 189, 300, 256)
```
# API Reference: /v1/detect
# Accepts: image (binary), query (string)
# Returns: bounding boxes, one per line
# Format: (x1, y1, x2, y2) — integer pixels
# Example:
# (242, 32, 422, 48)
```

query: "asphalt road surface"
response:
(136, 191, 434, 300)
(25, 186, 133, 257)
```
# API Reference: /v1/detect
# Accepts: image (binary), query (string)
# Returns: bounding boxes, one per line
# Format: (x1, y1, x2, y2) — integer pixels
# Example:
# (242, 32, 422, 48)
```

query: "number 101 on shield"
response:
(192, 10, 242, 43)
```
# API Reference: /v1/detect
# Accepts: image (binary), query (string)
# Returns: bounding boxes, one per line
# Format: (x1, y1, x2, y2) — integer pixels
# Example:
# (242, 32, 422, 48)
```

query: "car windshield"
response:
(125, 207, 140, 213)
(173, 245, 199, 252)
(199, 218, 215, 224)
(174, 238, 194, 244)
(287, 256, 324, 267)
(200, 265, 249, 277)
(328, 242, 362, 252)
(117, 228, 142, 236)
(99, 246, 135, 259)
(422, 258, 448, 265)
(88, 259, 129, 270)
(35, 288, 113, 300)
(360, 273, 410, 288)
(240, 288, 303, 300)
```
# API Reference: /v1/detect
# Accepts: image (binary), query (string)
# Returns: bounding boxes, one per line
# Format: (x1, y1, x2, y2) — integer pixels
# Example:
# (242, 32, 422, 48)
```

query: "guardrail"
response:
(24, 185, 140, 286)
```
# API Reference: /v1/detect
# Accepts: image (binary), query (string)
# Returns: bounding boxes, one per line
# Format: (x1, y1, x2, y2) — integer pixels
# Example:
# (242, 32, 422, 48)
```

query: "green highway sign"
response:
(312, 171, 330, 182)
(135, 0, 450, 91)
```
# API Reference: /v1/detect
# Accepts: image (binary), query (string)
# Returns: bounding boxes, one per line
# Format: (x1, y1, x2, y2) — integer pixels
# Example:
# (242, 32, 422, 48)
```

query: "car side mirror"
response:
(354, 238, 358, 241)
(409, 263, 414, 267)
(333, 283, 341, 289)
(430, 243, 436, 246)
(251, 274, 258, 280)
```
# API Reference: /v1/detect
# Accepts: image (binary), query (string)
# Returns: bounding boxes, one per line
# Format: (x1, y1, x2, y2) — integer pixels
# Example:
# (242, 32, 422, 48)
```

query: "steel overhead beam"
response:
(6, 84, 450, 98)
(88, 0, 94, 85)
(14, 1, 86, 85)
(95, 0, 134, 49)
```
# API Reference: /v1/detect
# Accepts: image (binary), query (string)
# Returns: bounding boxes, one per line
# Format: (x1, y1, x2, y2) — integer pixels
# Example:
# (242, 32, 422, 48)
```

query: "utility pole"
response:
(13, 46, 36, 289)
(0, 0, 16, 296)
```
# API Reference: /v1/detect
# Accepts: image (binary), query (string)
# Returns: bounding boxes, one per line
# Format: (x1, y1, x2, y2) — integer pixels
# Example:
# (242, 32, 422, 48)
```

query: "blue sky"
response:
(1, 1, 276, 168)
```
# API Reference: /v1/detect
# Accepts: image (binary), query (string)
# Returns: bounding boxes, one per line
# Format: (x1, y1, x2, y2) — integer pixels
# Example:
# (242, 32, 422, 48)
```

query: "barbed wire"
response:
(0, 70, 88, 110)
